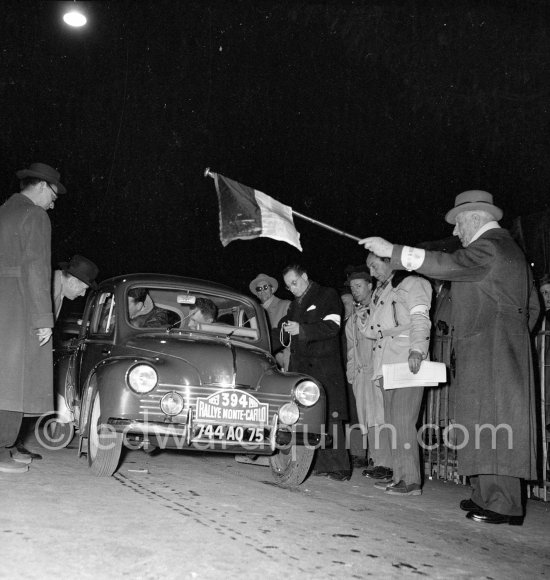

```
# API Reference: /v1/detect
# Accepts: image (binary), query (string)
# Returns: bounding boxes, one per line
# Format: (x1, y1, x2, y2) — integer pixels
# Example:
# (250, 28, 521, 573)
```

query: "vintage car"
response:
(48, 274, 325, 488)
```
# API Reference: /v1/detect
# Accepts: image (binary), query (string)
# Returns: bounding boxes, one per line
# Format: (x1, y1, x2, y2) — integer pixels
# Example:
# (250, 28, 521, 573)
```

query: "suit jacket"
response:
(391, 227, 541, 479)
(281, 282, 348, 420)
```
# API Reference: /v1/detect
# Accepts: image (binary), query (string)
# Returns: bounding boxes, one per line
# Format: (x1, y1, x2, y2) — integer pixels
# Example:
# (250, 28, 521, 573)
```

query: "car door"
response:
(72, 288, 117, 416)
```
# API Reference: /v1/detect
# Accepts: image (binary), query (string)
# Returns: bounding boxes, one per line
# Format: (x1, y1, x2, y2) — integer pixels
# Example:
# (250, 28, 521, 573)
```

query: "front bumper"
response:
(106, 415, 323, 454)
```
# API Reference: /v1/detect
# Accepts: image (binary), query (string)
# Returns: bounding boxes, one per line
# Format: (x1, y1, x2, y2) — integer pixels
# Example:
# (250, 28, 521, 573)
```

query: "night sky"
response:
(2, 0, 550, 297)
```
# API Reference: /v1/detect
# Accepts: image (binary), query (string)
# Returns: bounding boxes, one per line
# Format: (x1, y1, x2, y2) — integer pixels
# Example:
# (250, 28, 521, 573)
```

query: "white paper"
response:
(382, 361, 447, 390)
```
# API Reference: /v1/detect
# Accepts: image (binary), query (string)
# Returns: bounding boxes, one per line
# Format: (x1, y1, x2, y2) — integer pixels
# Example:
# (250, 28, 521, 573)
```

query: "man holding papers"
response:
(361, 253, 432, 496)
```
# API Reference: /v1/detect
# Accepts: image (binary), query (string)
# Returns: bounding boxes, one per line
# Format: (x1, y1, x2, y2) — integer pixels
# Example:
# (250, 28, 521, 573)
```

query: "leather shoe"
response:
(363, 466, 393, 480)
(312, 470, 330, 476)
(326, 471, 351, 481)
(16, 443, 42, 460)
(0, 455, 29, 473)
(384, 480, 422, 496)
(466, 509, 524, 526)
(10, 449, 32, 464)
(373, 479, 394, 490)
(362, 464, 376, 477)
(460, 499, 481, 512)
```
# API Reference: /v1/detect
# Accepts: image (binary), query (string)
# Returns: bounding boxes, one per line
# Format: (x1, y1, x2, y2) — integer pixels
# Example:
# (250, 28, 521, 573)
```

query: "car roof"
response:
(98, 273, 244, 297)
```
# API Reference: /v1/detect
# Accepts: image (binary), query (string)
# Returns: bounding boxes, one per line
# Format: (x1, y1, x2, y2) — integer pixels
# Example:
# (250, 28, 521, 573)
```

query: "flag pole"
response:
(204, 167, 361, 242)
(291, 210, 361, 242)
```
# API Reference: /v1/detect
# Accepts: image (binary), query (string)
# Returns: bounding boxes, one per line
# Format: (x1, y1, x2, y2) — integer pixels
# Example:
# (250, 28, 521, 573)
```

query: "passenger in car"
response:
(127, 288, 173, 328)
(188, 297, 218, 330)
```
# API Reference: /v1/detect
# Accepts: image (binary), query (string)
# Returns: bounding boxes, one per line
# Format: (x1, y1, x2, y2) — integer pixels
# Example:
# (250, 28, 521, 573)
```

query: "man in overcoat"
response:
(9, 254, 98, 462)
(345, 268, 393, 478)
(361, 255, 432, 495)
(280, 264, 351, 480)
(0, 162, 66, 473)
(360, 190, 540, 524)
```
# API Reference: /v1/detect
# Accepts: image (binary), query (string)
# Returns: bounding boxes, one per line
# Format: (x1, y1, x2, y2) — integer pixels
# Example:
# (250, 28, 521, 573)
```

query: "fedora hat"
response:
(16, 162, 66, 195)
(445, 190, 502, 224)
(249, 273, 278, 294)
(59, 255, 99, 289)
(346, 265, 371, 284)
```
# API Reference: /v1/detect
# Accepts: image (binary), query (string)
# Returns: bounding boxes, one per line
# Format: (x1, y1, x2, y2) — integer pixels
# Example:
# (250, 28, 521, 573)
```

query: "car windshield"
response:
(126, 286, 260, 341)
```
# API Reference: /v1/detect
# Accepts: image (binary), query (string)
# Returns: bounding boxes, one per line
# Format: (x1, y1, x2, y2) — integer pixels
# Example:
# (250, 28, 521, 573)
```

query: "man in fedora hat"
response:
(53, 255, 99, 319)
(249, 273, 290, 369)
(0, 162, 66, 473)
(8, 255, 99, 461)
(359, 189, 540, 525)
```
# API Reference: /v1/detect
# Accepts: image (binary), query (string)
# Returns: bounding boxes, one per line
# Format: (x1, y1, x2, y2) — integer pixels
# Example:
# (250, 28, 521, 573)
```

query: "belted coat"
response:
(280, 282, 348, 421)
(391, 227, 540, 479)
(0, 193, 54, 413)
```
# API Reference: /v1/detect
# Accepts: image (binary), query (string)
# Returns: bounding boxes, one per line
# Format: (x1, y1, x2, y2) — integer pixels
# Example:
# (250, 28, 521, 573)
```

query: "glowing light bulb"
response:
(63, 10, 87, 27)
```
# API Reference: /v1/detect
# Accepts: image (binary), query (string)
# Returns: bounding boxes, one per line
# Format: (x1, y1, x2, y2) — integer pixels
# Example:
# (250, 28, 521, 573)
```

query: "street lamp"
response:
(63, 4, 87, 27)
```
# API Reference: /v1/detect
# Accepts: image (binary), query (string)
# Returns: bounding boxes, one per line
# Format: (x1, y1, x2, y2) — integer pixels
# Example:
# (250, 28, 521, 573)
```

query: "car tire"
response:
(269, 444, 315, 488)
(87, 391, 123, 477)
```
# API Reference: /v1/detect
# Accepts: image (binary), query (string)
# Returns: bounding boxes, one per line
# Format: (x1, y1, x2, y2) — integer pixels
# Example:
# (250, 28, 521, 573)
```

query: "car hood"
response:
(125, 333, 274, 389)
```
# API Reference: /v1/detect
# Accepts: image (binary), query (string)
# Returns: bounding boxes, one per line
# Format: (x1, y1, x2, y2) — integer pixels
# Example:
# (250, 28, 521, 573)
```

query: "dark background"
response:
(2, 0, 549, 295)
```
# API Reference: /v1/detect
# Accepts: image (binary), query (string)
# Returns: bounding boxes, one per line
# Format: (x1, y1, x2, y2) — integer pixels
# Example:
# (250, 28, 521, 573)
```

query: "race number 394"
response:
(221, 392, 251, 408)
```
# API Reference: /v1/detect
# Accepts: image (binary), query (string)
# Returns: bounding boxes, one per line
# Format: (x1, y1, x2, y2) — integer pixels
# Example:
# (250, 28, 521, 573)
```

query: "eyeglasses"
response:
(285, 278, 301, 291)
(46, 183, 58, 201)
(255, 284, 271, 292)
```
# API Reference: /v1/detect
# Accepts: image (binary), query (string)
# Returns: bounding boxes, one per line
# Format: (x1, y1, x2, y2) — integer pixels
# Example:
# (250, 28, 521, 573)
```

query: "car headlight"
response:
(127, 364, 158, 394)
(160, 391, 184, 416)
(293, 380, 320, 406)
(278, 402, 300, 425)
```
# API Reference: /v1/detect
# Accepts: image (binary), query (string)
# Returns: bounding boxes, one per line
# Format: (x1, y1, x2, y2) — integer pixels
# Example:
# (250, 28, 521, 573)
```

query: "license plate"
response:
(193, 424, 266, 443)
(195, 389, 269, 425)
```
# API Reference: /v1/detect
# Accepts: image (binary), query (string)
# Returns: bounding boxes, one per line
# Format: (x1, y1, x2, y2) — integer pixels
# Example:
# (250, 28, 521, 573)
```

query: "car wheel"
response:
(269, 444, 314, 488)
(87, 391, 122, 477)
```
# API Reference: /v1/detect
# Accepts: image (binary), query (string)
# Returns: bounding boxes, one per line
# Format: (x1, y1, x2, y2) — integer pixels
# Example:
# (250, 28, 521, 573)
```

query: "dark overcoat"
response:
(0, 193, 54, 413)
(392, 228, 540, 479)
(281, 282, 348, 421)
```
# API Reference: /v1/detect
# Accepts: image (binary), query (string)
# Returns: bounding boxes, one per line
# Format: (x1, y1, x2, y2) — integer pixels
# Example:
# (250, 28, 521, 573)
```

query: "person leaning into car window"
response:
(188, 297, 218, 330)
(53, 255, 99, 319)
(127, 288, 171, 328)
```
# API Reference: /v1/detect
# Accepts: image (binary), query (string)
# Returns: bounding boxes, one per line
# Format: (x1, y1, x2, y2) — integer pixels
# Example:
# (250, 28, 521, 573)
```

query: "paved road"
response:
(1, 438, 549, 580)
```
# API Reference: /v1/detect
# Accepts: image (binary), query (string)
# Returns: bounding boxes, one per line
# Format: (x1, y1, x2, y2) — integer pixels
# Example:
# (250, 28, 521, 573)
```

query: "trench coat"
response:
(391, 227, 540, 479)
(362, 274, 432, 378)
(0, 193, 54, 413)
(345, 312, 382, 428)
(263, 295, 291, 371)
(281, 282, 348, 421)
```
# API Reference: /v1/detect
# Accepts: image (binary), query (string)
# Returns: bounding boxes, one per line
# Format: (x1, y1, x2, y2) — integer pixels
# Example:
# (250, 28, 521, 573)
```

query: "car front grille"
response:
(139, 383, 289, 424)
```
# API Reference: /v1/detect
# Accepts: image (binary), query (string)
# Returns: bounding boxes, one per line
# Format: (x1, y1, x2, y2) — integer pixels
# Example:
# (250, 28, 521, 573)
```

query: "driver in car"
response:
(128, 288, 174, 328)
